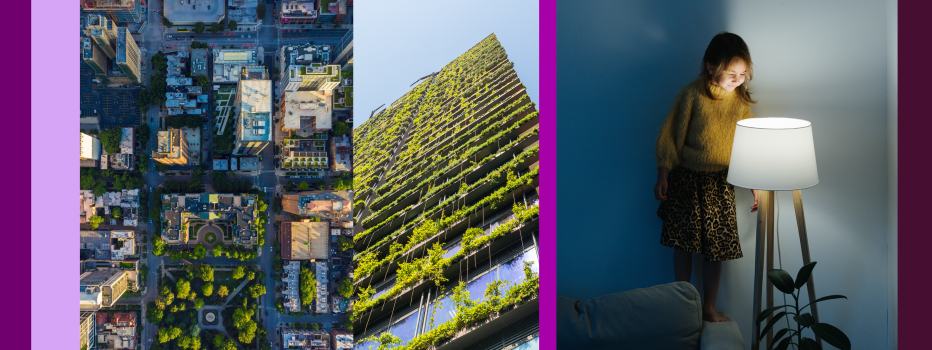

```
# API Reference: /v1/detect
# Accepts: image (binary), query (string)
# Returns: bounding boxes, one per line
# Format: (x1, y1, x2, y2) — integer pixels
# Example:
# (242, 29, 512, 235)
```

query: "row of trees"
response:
(169, 243, 208, 261)
(80, 167, 144, 196)
(165, 115, 206, 129)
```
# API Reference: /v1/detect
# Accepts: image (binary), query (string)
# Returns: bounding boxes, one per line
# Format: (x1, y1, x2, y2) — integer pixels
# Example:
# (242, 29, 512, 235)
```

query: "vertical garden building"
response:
(352, 34, 540, 350)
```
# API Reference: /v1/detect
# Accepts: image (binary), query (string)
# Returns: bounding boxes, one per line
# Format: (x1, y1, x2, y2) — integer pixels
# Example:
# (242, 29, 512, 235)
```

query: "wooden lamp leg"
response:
(792, 190, 822, 348)
(751, 190, 771, 350)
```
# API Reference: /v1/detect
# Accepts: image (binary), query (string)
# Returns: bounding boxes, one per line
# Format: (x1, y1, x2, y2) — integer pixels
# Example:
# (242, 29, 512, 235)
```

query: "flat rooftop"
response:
(282, 90, 331, 130)
(164, 0, 225, 25)
(281, 221, 329, 260)
(237, 79, 272, 142)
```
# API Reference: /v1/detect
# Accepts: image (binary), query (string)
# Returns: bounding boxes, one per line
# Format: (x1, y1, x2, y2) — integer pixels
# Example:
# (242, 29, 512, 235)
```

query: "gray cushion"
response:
(700, 312, 744, 350)
(557, 282, 703, 350)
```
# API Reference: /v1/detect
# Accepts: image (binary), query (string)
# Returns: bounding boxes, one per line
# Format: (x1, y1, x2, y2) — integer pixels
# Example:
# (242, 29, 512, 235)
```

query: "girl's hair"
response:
(700, 32, 756, 104)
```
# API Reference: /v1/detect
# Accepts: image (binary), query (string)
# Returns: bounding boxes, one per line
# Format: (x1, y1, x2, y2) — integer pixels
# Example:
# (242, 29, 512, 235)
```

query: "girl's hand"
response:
(655, 168, 669, 201)
(751, 189, 759, 212)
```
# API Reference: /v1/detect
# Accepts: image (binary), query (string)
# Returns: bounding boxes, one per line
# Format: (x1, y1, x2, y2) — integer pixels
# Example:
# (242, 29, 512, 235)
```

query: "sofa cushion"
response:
(557, 282, 703, 350)
(700, 312, 744, 350)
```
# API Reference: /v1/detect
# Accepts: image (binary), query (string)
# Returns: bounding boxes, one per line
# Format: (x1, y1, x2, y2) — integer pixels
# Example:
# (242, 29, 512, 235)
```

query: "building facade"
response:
(316, 0, 346, 23)
(81, 0, 145, 25)
(80, 269, 131, 311)
(80, 132, 102, 161)
(115, 27, 141, 84)
(83, 14, 118, 59)
(80, 311, 97, 350)
(280, 0, 317, 25)
(152, 129, 191, 165)
(82, 37, 109, 76)
(352, 34, 540, 350)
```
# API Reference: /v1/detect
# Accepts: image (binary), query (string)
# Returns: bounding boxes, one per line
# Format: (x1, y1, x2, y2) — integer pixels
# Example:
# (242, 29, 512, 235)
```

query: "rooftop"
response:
(281, 221, 329, 260)
(281, 1, 317, 19)
(282, 261, 301, 312)
(119, 127, 133, 155)
(315, 261, 329, 313)
(281, 191, 352, 219)
(161, 193, 257, 245)
(282, 90, 331, 131)
(163, 0, 225, 25)
(237, 79, 272, 142)
(228, 8, 257, 24)
(282, 328, 329, 350)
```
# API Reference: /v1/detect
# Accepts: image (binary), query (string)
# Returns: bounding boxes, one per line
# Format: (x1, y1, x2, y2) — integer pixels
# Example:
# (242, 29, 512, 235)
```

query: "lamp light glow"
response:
(727, 118, 819, 190)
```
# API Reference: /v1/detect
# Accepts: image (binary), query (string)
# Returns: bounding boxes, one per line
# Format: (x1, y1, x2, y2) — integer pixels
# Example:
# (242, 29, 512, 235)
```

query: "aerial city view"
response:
(79, 1, 354, 349)
(352, 35, 541, 350)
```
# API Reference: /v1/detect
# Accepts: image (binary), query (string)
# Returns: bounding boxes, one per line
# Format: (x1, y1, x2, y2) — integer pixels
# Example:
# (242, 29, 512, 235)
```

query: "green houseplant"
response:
(758, 262, 851, 350)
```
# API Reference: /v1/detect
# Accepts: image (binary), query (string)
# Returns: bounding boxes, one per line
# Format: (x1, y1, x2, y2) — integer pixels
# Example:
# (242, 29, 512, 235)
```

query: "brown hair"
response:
(700, 32, 756, 104)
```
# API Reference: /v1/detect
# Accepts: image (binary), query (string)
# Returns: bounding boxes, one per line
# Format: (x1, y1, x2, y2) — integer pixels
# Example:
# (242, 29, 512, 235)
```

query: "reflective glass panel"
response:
(389, 310, 420, 344)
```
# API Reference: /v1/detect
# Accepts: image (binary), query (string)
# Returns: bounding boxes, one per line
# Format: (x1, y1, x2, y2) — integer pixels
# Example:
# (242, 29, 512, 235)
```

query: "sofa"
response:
(557, 282, 744, 350)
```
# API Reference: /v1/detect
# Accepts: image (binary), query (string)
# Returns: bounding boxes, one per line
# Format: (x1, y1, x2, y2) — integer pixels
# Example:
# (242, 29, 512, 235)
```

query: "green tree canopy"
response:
(192, 264, 214, 282)
(99, 128, 122, 154)
(175, 279, 191, 300)
(194, 22, 205, 33)
(299, 266, 316, 306)
(299, 181, 309, 191)
(210, 22, 220, 33)
(232, 266, 246, 280)
(228, 20, 238, 31)
(337, 278, 353, 298)
(217, 285, 230, 298)
(257, 3, 266, 19)
(248, 283, 266, 298)
(333, 121, 349, 136)
(89, 215, 104, 229)
(202, 282, 214, 296)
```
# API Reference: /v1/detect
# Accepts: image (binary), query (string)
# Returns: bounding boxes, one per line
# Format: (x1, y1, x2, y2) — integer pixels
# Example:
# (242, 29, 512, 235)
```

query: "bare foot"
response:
(703, 310, 730, 322)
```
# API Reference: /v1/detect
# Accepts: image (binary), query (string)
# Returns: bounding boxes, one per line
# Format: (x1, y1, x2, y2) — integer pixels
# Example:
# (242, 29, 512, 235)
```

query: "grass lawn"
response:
(213, 119, 235, 153)
(205, 232, 217, 244)
(214, 271, 243, 294)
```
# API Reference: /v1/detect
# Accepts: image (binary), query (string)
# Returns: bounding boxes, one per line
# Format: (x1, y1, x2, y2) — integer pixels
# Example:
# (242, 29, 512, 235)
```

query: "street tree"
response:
(248, 283, 266, 298)
(194, 22, 205, 33)
(88, 216, 104, 229)
(228, 20, 238, 31)
(257, 3, 266, 19)
(210, 22, 220, 33)
(299, 181, 308, 190)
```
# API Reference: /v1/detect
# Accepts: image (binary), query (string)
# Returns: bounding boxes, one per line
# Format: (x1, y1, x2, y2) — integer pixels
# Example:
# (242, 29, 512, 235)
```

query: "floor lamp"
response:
(727, 118, 821, 350)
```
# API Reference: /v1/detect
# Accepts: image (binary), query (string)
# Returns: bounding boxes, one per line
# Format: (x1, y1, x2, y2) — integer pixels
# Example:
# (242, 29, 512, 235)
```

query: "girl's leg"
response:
(673, 248, 692, 282)
(702, 260, 729, 322)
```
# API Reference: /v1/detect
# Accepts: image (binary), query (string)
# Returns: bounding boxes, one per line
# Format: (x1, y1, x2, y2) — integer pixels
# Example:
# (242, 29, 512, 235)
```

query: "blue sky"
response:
(353, 0, 540, 126)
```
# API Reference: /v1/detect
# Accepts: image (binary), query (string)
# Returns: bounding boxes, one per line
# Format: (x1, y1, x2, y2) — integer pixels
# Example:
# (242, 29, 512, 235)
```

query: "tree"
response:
(248, 284, 266, 298)
(194, 22, 205, 33)
(99, 128, 122, 154)
(136, 88, 150, 112)
(299, 267, 316, 306)
(192, 264, 214, 282)
(333, 121, 349, 136)
(334, 172, 353, 190)
(150, 52, 168, 72)
(193, 298, 204, 309)
(228, 20, 238, 31)
(192, 243, 207, 259)
(88, 215, 104, 229)
(246, 271, 255, 280)
(202, 283, 214, 297)
(161, 16, 173, 28)
(233, 266, 246, 280)
(337, 278, 353, 298)
(257, 3, 266, 19)
(217, 285, 230, 298)
(316, 181, 326, 190)
(146, 302, 163, 323)
(212, 243, 225, 257)
(299, 181, 309, 191)
(210, 22, 220, 33)
(112, 207, 122, 218)
(158, 326, 181, 343)
(152, 235, 166, 256)
(175, 279, 191, 300)
(93, 181, 107, 197)
(138, 153, 149, 173)
(194, 75, 210, 90)
(338, 236, 352, 252)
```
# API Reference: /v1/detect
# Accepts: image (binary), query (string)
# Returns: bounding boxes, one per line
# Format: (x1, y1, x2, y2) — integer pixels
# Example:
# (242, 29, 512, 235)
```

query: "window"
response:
(466, 270, 495, 302)
(389, 310, 420, 344)
(442, 240, 461, 259)
(498, 248, 539, 286)
(426, 294, 457, 331)
(514, 337, 540, 350)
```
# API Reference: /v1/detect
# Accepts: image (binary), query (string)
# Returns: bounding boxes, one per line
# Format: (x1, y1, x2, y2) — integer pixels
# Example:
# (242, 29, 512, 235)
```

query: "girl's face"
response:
(708, 59, 747, 93)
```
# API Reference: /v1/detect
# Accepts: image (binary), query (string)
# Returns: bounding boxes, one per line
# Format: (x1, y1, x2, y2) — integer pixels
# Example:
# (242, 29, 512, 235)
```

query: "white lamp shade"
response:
(727, 118, 819, 190)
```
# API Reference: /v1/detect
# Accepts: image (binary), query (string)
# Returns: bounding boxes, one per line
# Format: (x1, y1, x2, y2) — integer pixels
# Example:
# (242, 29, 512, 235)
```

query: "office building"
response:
(152, 129, 191, 165)
(352, 34, 540, 350)
(80, 0, 145, 25)
(232, 73, 272, 155)
(278, 43, 340, 93)
(115, 28, 141, 84)
(191, 48, 209, 77)
(80, 269, 131, 311)
(280, 220, 329, 260)
(82, 38, 109, 76)
(80, 132, 102, 162)
(80, 311, 97, 350)
(213, 49, 260, 83)
(83, 14, 118, 59)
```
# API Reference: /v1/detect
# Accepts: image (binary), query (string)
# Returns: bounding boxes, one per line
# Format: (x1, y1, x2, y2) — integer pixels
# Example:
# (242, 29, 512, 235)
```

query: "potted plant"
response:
(758, 262, 851, 350)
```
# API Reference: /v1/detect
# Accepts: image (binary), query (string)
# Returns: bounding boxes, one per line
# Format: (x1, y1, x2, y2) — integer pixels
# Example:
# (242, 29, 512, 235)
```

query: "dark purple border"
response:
(5, 1, 30, 348)
(899, 0, 930, 348)
(539, 0, 555, 349)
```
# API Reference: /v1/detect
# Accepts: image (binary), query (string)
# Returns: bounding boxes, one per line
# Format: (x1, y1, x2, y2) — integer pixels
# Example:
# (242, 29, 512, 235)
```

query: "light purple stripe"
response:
(32, 2, 77, 350)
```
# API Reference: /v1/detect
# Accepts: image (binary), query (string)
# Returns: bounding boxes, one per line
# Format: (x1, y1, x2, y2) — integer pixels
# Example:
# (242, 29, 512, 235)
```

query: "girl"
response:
(654, 32, 760, 323)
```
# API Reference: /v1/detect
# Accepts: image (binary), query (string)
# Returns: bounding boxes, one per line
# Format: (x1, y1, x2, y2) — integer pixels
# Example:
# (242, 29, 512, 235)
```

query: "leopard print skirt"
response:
(658, 167, 743, 261)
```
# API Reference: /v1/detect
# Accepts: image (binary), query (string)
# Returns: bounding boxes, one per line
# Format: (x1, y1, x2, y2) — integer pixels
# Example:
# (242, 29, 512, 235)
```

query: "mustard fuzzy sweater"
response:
(655, 78, 755, 172)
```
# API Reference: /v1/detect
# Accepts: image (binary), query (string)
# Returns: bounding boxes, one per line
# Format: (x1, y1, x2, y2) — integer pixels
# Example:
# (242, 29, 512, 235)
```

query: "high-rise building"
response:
(82, 38, 109, 76)
(81, 0, 146, 25)
(80, 132, 102, 161)
(80, 311, 97, 350)
(278, 43, 341, 93)
(233, 70, 272, 155)
(80, 269, 131, 311)
(152, 129, 191, 165)
(115, 27, 141, 84)
(83, 14, 118, 59)
(352, 34, 540, 350)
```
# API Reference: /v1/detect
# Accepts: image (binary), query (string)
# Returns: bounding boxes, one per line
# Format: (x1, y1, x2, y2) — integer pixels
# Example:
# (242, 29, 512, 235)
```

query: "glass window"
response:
(498, 247, 538, 285)
(389, 310, 420, 344)
(426, 294, 457, 331)
(442, 240, 461, 259)
(466, 270, 495, 302)
(513, 337, 540, 350)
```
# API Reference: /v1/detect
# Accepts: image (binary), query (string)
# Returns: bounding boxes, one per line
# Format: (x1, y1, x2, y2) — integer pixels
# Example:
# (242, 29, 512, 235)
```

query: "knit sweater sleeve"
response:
(655, 89, 694, 170)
